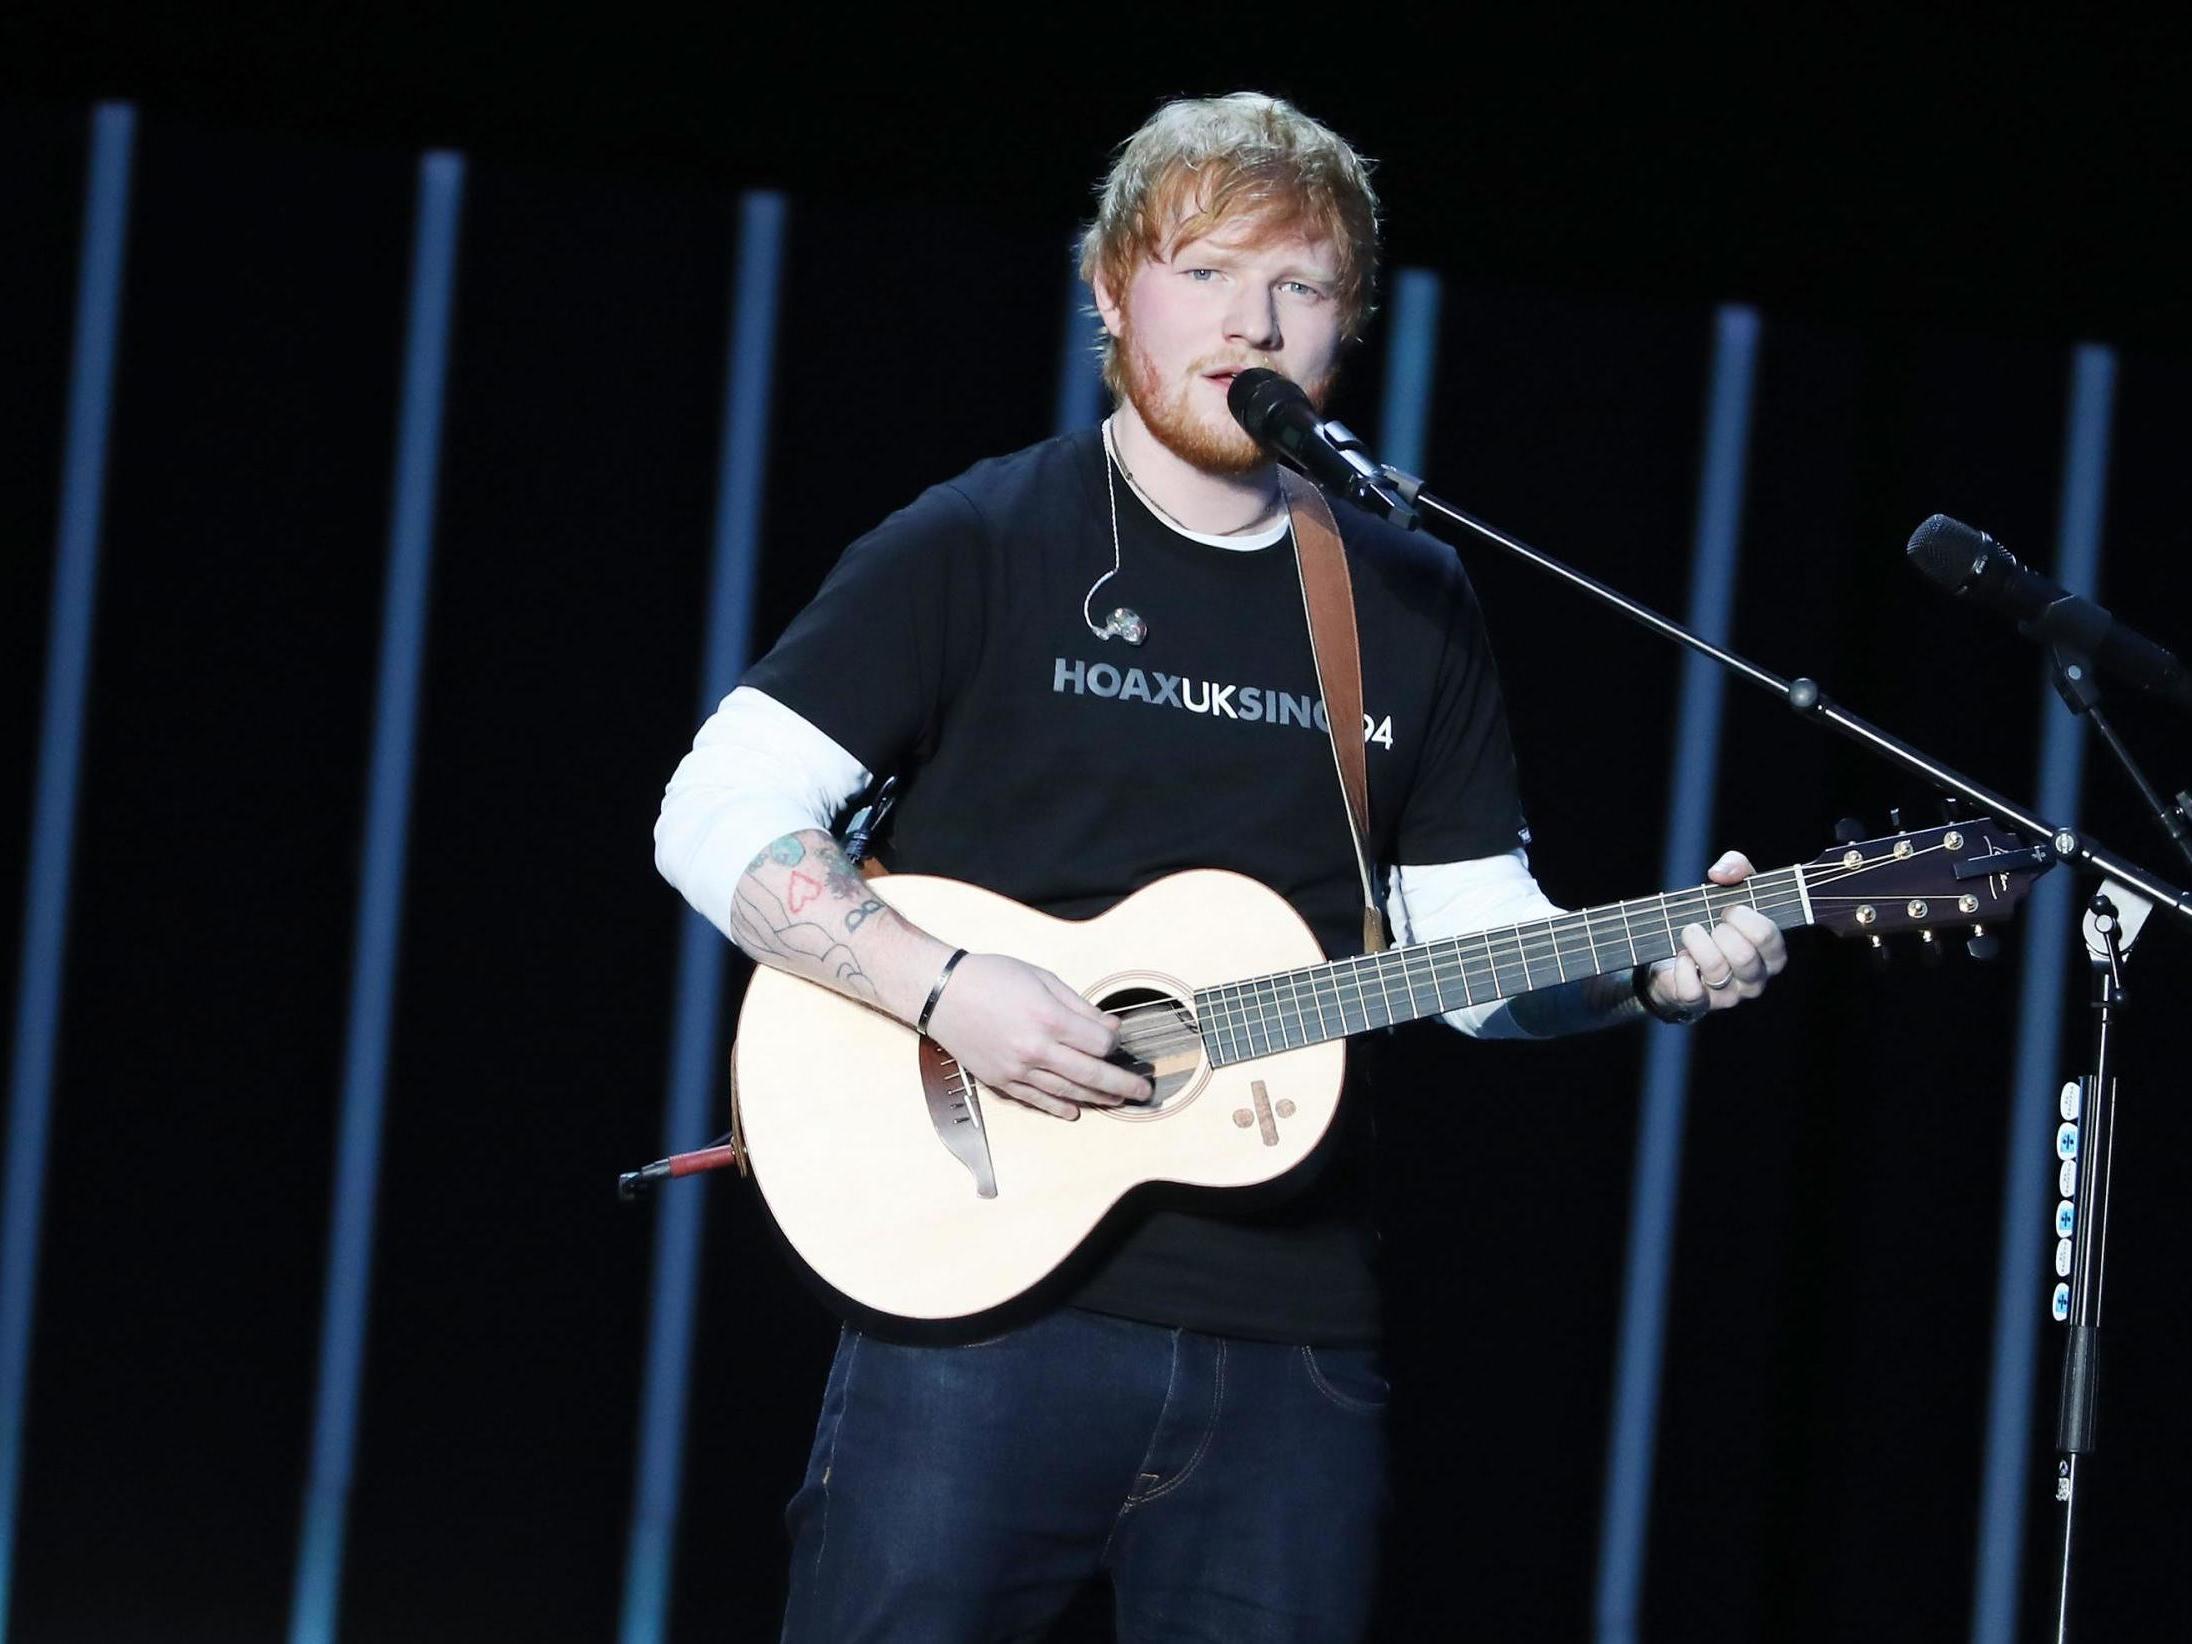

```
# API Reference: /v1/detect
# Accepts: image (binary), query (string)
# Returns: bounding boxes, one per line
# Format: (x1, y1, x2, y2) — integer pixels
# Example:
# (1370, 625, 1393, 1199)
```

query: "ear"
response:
(1092, 266, 1126, 340)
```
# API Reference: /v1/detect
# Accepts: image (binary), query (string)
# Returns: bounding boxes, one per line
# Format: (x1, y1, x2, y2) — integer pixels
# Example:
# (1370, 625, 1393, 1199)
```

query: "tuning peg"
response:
(1966, 925, 2000, 961)
(1918, 929, 1944, 967)
(1889, 806, 1904, 833)
(1835, 816, 1867, 845)
(1941, 795, 1964, 822)
(1868, 934, 1891, 972)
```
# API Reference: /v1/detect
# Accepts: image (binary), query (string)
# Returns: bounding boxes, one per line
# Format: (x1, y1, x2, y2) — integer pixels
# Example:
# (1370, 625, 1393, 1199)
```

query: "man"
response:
(656, 92, 1786, 1642)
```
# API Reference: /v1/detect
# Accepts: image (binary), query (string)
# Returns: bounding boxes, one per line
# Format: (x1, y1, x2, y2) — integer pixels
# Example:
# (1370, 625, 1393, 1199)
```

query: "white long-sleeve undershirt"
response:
(655, 686, 1562, 1040)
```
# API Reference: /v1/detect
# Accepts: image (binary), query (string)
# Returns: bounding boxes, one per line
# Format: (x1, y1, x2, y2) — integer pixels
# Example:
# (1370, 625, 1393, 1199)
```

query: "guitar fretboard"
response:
(1192, 867, 1810, 1066)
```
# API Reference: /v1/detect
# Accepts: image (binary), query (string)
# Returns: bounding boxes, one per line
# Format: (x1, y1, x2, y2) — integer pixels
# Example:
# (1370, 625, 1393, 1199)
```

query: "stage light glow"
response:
(1968, 341, 2115, 1644)
(1594, 303, 1761, 1644)
(0, 101, 137, 1644)
(288, 148, 467, 1644)
(618, 189, 788, 1644)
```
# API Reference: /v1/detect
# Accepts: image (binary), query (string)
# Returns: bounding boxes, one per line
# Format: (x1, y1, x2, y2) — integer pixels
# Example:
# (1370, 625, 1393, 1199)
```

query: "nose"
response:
(1222, 283, 1281, 351)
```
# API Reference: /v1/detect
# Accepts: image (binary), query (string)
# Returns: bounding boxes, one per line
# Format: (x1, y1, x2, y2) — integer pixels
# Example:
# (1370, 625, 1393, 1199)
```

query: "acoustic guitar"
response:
(730, 819, 2048, 1321)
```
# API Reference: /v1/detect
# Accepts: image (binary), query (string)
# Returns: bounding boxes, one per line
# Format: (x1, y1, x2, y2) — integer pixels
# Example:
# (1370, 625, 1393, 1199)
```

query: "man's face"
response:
(1098, 215, 1346, 476)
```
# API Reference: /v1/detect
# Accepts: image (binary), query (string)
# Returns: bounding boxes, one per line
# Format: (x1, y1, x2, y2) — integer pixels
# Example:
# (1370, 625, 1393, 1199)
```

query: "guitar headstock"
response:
(1801, 816, 2052, 946)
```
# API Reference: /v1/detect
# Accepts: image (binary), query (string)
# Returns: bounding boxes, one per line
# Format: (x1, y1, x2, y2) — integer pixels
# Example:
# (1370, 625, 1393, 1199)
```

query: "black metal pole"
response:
(1389, 477, 2192, 925)
(2050, 895, 2127, 1643)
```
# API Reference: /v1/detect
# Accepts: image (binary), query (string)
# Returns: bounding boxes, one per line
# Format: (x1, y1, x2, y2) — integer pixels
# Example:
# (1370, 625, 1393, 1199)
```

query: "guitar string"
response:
(1177, 844, 1968, 1004)
(1184, 886, 1809, 1004)
(1119, 843, 1965, 1028)
(1115, 887, 1872, 1037)
(1097, 840, 1999, 1056)
(1166, 850, 2007, 1056)
(982, 850, 2015, 1085)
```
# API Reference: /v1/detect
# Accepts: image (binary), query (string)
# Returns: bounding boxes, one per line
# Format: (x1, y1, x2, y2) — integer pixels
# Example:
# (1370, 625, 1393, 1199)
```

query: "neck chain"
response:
(1105, 419, 1283, 538)
(1085, 420, 1293, 647)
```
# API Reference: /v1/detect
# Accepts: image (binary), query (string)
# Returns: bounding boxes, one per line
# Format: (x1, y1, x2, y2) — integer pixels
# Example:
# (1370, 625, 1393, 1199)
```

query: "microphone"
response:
(1226, 369, 1415, 526)
(1907, 515, 2192, 714)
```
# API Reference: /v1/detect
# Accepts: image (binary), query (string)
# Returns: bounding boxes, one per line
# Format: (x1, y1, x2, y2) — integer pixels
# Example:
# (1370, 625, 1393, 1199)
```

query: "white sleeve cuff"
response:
(653, 686, 875, 942)
(1387, 850, 1565, 1039)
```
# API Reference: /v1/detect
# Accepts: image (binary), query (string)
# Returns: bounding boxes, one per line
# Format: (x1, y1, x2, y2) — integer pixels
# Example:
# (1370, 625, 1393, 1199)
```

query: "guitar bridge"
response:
(919, 1038, 997, 1198)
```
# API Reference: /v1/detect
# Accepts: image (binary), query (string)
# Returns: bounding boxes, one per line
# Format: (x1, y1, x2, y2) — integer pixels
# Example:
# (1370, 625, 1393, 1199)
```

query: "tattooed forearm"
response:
(742, 831, 905, 935)
(729, 878, 881, 1004)
(821, 849, 865, 901)
(727, 828, 942, 1022)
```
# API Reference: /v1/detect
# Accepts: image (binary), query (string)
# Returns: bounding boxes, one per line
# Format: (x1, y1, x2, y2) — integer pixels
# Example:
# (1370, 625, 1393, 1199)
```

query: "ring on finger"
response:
(1704, 970, 1737, 990)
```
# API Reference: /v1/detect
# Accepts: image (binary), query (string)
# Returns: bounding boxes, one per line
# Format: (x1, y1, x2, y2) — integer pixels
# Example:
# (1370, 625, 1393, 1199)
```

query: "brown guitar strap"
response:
(1278, 468, 1389, 954)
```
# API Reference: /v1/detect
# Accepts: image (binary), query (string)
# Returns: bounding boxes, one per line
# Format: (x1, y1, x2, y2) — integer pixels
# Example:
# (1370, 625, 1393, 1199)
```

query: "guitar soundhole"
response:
(1089, 980, 1206, 1119)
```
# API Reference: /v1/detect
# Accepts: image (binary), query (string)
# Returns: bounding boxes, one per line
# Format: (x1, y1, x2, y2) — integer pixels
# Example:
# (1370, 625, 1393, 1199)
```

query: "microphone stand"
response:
(1363, 461, 2192, 925)
(2049, 889, 2127, 1644)
(2046, 647, 2192, 876)
(1327, 452, 2192, 1644)
(2035, 643, 2186, 1643)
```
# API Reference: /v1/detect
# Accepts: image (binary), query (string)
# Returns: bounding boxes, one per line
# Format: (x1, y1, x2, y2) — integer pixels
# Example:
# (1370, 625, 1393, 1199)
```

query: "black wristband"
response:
(916, 948, 969, 1036)
(1633, 961, 1702, 1026)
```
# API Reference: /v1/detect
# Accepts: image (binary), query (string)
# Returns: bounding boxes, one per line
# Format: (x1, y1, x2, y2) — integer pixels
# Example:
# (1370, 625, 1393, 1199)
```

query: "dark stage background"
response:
(3, 15, 2190, 1643)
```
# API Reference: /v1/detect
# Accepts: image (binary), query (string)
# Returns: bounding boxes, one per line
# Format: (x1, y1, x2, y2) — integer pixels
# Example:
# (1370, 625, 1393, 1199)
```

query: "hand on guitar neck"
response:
(1628, 850, 1790, 1025)
(727, 827, 1153, 1120)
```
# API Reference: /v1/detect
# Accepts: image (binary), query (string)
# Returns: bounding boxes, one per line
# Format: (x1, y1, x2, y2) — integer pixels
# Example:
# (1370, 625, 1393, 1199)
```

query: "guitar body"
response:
(732, 870, 1345, 1321)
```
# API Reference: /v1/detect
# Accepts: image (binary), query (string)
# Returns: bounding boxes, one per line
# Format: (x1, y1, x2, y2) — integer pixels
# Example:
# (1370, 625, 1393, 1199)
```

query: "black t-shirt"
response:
(743, 427, 1526, 1342)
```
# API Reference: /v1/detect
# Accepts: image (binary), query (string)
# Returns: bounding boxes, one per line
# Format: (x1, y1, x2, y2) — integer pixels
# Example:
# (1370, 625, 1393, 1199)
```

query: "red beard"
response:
(1116, 332, 1332, 477)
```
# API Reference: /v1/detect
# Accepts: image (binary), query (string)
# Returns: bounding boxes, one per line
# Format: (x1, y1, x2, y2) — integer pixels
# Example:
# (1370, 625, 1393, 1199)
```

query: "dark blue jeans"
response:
(780, 1307, 1389, 1643)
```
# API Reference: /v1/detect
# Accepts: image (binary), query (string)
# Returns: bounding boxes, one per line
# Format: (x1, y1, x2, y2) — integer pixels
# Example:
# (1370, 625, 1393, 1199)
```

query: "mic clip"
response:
(1287, 417, 1418, 529)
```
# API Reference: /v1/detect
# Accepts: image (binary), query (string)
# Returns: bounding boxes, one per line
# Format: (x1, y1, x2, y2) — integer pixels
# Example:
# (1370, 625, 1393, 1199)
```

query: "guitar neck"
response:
(1193, 865, 1813, 1066)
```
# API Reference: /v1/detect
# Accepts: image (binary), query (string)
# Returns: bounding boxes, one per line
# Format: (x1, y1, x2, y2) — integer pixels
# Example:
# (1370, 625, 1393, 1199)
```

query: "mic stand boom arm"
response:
(1378, 466, 2192, 927)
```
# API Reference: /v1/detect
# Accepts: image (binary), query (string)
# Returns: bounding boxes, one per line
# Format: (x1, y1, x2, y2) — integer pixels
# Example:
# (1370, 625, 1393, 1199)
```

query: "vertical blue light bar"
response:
(618, 190, 787, 1644)
(1053, 247, 1104, 436)
(1593, 304, 1762, 1644)
(0, 100, 135, 1643)
(287, 150, 465, 1644)
(1968, 343, 2115, 1644)
(1378, 269, 1442, 476)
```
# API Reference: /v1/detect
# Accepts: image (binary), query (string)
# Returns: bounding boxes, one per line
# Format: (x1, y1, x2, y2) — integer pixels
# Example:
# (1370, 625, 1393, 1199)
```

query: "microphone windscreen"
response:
(1906, 513, 1993, 593)
(1226, 368, 1302, 436)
